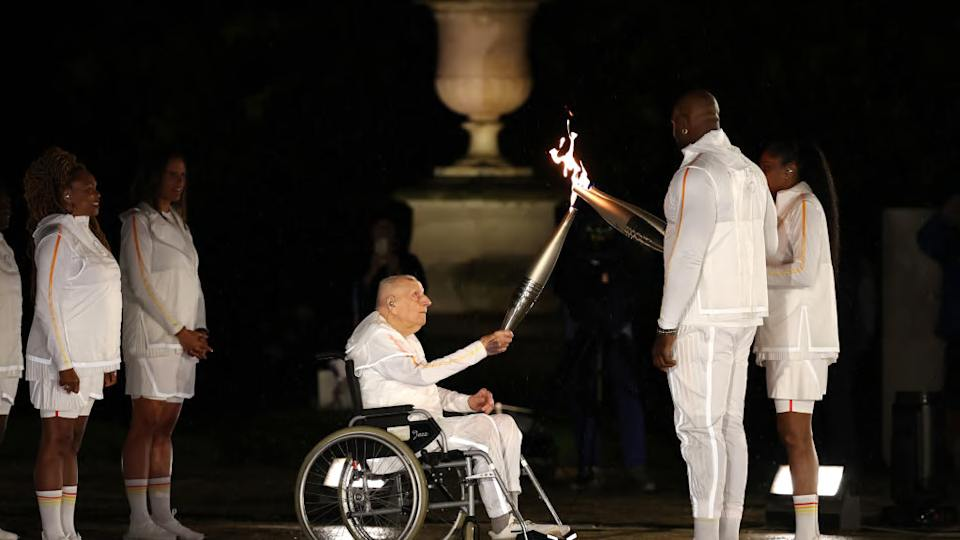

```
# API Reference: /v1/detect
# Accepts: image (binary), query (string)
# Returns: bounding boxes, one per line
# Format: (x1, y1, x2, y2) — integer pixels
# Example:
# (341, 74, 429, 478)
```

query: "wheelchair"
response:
(294, 356, 575, 540)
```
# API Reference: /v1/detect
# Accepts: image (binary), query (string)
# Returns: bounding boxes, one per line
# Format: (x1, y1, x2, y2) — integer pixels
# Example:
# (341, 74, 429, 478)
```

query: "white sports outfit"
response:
(347, 312, 522, 518)
(754, 181, 839, 408)
(25, 215, 121, 416)
(658, 130, 778, 521)
(0, 233, 22, 416)
(120, 204, 206, 402)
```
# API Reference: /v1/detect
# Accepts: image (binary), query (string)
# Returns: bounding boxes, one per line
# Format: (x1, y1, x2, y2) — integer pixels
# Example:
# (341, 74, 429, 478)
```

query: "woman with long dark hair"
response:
(120, 151, 210, 540)
(755, 140, 841, 540)
(23, 147, 121, 540)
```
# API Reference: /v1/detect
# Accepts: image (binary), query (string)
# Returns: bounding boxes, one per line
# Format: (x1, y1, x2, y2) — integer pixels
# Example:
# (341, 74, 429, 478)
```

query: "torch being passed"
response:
(501, 123, 589, 332)
(501, 120, 667, 331)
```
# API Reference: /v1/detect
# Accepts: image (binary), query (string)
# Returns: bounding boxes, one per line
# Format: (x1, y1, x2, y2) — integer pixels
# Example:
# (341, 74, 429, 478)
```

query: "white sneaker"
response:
(154, 517, 204, 540)
(123, 520, 176, 540)
(489, 515, 571, 539)
(41, 533, 69, 540)
(0, 526, 17, 540)
(66, 534, 81, 540)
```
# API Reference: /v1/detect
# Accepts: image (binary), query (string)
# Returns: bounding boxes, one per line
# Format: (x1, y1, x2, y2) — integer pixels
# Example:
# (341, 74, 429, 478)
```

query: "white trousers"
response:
(439, 413, 523, 518)
(667, 325, 756, 520)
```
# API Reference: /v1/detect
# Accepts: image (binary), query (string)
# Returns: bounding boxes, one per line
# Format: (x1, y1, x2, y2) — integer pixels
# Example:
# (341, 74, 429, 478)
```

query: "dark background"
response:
(0, 0, 956, 512)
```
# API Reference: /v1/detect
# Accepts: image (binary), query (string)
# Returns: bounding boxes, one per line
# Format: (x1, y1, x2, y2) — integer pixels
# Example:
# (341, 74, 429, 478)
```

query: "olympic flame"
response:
(549, 120, 591, 209)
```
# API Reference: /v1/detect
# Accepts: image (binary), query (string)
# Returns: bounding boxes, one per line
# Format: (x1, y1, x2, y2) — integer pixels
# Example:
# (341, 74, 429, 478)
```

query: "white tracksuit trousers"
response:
(439, 413, 523, 518)
(667, 325, 756, 520)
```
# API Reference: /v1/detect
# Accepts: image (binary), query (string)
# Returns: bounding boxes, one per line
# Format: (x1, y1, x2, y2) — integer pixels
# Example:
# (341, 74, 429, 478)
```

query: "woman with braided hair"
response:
(23, 147, 121, 540)
(119, 150, 210, 540)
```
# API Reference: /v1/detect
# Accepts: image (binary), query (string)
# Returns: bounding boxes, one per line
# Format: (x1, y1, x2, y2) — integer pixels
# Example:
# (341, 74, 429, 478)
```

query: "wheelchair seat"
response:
(343, 358, 443, 454)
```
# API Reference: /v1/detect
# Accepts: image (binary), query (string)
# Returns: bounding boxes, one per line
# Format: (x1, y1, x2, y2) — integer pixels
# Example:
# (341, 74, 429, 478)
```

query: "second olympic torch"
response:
(501, 207, 578, 331)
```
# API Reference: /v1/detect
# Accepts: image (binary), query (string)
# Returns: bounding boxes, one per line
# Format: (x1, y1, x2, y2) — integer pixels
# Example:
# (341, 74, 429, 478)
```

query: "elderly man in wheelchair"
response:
(295, 275, 574, 540)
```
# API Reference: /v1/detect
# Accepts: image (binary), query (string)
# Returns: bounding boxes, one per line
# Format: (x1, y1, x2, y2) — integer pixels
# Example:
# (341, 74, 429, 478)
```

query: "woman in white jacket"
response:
(23, 147, 121, 540)
(755, 140, 840, 540)
(120, 151, 210, 540)
(0, 187, 23, 540)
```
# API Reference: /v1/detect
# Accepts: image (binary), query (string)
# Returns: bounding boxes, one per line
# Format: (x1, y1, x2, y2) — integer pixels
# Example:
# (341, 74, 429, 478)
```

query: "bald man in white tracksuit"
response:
(346, 275, 570, 539)
(654, 125, 778, 540)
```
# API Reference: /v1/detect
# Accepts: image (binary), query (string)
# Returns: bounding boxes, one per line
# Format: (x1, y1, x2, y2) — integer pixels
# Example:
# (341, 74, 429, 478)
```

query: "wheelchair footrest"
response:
(509, 531, 577, 540)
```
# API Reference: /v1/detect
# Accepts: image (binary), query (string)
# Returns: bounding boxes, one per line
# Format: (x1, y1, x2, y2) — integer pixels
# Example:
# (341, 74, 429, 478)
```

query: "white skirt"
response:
(29, 375, 103, 412)
(763, 358, 831, 401)
(125, 354, 197, 401)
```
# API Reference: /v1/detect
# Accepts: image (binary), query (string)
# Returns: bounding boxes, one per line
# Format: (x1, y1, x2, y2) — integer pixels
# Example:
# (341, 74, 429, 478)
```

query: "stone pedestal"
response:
(398, 183, 563, 316)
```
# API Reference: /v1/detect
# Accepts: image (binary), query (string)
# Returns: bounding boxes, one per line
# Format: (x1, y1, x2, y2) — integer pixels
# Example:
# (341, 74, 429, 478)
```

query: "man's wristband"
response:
(657, 325, 678, 335)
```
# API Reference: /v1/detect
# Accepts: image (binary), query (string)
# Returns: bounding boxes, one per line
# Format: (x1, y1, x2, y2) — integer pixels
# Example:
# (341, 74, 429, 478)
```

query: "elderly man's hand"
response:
(468, 388, 495, 414)
(652, 333, 678, 372)
(480, 330, 514, 356)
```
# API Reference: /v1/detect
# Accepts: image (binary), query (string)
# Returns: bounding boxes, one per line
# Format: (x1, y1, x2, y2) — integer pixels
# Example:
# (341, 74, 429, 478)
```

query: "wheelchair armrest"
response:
(349, 405, 416, 429)
(360, 405, 414, 416)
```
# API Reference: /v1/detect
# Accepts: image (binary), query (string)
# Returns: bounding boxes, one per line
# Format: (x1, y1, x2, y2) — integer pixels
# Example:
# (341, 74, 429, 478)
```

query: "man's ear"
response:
(388, 296, 397, 309)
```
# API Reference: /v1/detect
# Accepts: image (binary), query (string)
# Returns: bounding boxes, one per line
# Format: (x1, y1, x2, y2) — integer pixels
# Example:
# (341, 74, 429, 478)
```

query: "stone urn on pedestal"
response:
(427, 0, 539, 178)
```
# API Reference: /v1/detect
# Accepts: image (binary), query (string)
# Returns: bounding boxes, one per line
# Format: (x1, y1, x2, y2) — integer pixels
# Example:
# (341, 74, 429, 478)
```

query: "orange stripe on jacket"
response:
(132, 217, 182, 331)
(664, 167, 691, 278)
(47, 230, 72, 369)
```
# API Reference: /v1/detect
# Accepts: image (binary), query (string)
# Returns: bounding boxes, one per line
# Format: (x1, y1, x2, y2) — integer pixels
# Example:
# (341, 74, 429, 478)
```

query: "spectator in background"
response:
(352, 200, 426, 325)
(555, 208, 655, 492)
(917, 192, 960, 480)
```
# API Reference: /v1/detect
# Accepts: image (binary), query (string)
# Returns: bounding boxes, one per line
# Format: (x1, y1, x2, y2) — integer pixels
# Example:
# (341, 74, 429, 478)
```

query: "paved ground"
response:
(1, 404, 958, 539)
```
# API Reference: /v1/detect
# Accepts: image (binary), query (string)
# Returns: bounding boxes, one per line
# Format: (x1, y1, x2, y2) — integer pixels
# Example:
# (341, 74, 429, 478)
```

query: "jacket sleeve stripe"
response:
(665, 167, 691, 271)
(132, 217, 182, 332)
(47, 230, 72, 369)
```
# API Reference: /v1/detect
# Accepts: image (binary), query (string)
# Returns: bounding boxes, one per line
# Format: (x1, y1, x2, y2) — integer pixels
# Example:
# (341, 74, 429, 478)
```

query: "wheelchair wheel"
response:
(295, 426, 428, 540)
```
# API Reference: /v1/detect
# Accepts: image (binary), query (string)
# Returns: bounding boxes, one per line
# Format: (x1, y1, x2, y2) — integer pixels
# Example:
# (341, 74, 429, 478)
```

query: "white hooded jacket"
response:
(346, 311, 486, 419)
(119, 203, 206, 359)
(25, 214, 122, 389)
(0, 233, 22, 379)
(659, 130, 779, 329)
(754, 182, 840, 361)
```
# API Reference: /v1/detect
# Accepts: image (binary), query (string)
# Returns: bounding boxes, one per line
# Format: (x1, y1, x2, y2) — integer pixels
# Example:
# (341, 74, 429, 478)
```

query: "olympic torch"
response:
(501, 207, 578, 331)
(572, 185, 665, 253)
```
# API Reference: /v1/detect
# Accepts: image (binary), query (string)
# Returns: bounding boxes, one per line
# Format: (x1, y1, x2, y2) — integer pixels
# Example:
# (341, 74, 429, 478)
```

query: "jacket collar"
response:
(681, 129, 734, 165)
(135, 203, 198, 263)
(775, 181, 813, 206)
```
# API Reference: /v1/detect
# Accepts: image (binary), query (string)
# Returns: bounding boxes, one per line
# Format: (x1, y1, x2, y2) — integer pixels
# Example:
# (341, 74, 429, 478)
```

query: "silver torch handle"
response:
(501, 207, 579, 332)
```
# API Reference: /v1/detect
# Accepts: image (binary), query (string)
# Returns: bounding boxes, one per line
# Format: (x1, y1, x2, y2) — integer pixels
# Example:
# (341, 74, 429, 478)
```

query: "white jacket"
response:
(25, 215, 122, 384)
(346, 311, 486, 419)
(754, 182, 840, 361)
(659, 130, 779, 329)
(0, 233, 23, 378)
(120, 203, 206, 359)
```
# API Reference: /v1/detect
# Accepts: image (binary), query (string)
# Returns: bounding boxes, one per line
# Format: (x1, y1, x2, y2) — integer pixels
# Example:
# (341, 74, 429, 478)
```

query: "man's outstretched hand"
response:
(468, 388, 495, 413)
(480, 330, 514, 356)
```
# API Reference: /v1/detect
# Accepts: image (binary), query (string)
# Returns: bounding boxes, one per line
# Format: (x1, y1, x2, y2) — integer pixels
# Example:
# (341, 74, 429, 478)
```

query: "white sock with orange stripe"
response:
(793, 494, 819, 540)
(61, 485, 78, 537)
(148, 477, 174, 523)
(125, 478, 151, 525)
(37, 489, 66, 538)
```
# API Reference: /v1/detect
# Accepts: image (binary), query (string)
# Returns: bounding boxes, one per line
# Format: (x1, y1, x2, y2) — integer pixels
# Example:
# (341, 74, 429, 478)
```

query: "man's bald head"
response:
(376, 275, 420, 310)
(376, 275, 432, 335)
(671, 90, 721, 148)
